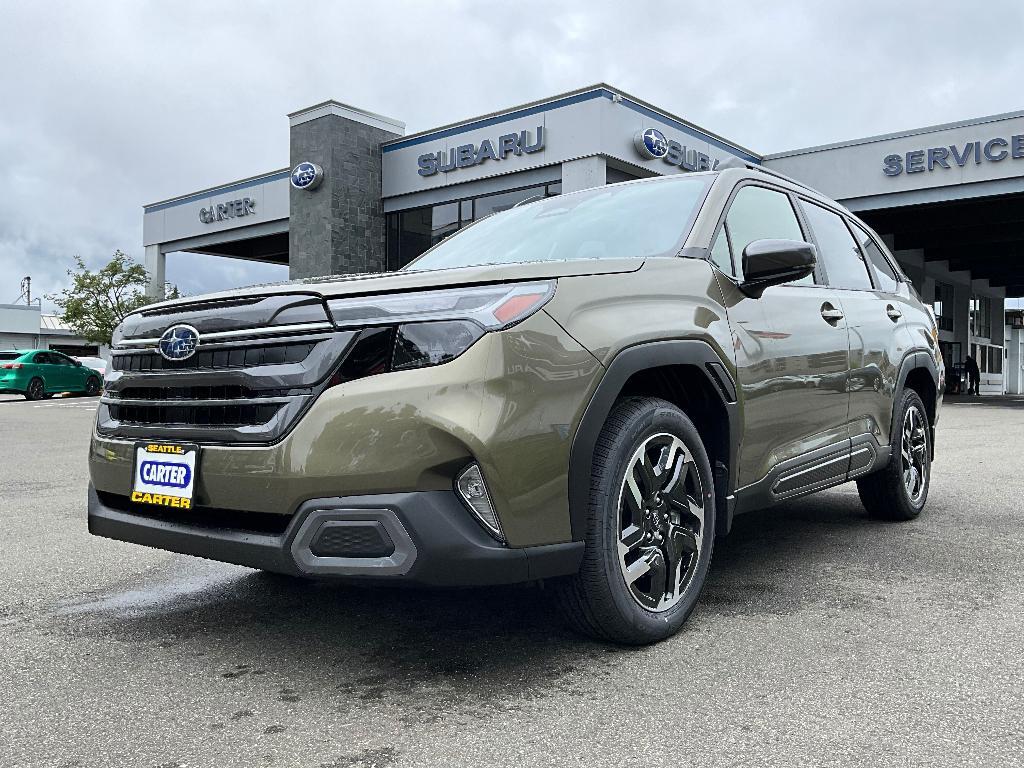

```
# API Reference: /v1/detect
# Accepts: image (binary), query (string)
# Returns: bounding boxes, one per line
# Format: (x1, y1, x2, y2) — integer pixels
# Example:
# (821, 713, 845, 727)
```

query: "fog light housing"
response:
(456, 463, 504, 542)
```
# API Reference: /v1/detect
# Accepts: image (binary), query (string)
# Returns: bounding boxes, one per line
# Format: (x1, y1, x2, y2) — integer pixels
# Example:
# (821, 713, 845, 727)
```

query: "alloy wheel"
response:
(28, 379, 43, 400)
(901, 405, 929, 504)
(616, 432, 705, 612)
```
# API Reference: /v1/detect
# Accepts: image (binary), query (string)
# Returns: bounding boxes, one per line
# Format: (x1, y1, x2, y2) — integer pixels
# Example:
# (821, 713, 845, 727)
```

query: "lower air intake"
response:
(309, 521, 396, 558)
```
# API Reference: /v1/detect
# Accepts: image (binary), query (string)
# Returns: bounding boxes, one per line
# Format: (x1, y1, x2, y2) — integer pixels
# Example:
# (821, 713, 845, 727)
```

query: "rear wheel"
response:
(553, 396, 715, 644)
(25, 377, 45, 401)
(857, 389, 931, 521)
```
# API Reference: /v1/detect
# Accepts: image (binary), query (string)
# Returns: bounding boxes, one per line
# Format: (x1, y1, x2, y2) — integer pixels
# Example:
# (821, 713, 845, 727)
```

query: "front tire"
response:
(83, 376, 101, 396)
(25, 378, 45, 401)
(857, 389, 931, 521)
(554, 397, 716, 644)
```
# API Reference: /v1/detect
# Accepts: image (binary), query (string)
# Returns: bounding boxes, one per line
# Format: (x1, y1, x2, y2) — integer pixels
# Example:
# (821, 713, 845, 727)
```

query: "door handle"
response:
(886, 305, 903, 322)
(820, 303, 844, 324)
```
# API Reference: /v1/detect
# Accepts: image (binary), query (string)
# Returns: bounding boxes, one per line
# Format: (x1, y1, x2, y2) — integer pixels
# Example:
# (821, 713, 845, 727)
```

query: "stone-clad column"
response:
(287, 102, 404, 279)
(144, 244, 165, 299)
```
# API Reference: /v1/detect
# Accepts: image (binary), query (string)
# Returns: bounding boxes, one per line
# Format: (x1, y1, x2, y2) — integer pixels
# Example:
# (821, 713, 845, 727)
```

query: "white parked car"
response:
(73, 356, 108, 378)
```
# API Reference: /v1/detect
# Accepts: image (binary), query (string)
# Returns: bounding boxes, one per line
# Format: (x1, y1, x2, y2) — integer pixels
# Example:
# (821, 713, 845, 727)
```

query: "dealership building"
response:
(141, 84, 1024, 393)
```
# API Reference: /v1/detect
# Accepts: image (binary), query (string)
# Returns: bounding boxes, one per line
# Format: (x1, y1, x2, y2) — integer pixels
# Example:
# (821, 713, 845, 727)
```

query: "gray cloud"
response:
(2, 0, 1022, 308)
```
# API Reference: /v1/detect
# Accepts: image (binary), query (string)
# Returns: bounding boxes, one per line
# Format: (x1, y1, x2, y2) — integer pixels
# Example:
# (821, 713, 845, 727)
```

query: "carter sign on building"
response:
(199, 197, 256, 224)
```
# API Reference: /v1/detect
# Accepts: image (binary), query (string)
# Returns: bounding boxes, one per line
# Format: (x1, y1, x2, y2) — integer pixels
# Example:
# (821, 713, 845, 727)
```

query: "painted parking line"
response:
(31, 403, 100, 409)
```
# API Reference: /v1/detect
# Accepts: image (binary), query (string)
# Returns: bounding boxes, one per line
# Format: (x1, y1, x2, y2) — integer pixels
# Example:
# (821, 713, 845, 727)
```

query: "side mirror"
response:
(739, 239, 817, 298)
(73, 359, 82, 366)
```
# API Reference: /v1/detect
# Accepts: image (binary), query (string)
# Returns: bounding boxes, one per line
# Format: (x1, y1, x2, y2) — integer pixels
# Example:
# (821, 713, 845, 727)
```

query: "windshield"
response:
(0, 352, 22, 360)
(405, 176, 711, 272)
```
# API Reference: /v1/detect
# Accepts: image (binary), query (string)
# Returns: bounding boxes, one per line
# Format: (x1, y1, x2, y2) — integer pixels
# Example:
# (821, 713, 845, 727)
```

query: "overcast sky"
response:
(2, 0, 1023, 310)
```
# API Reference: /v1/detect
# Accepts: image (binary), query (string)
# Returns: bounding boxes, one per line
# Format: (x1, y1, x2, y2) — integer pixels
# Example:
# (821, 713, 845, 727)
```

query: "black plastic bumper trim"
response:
(87, 485, 584, 586)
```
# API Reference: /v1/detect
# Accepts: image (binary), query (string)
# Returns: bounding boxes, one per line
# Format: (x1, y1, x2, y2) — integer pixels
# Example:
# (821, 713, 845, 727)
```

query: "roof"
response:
(764, 108, 1024, 159)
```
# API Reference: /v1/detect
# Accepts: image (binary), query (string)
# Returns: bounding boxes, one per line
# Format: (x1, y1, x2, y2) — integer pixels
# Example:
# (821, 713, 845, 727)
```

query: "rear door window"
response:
(33, 352, 52, 364)
(851, 223, 900, 293)
(801, 202, 873, 291)
(725, 185, 812, 285)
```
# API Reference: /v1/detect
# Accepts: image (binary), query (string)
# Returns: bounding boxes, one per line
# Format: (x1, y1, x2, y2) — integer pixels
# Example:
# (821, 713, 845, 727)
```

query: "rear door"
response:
(31, 352, 57, 391)
(798, 201, 911, 466)
(711, 182, 852, 491)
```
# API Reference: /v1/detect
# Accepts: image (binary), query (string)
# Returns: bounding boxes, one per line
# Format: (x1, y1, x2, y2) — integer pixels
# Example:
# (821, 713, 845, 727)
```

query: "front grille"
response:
(112, 341, 317, 372)
(118, 384, 262, 401)
(100, 301, 358, 444)
(108, 402, 283, 427)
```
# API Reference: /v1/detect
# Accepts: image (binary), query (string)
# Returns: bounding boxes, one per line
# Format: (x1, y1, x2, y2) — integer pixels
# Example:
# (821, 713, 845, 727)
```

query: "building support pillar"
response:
(145, 244, 165, 299)
(561, 156, 606, 193)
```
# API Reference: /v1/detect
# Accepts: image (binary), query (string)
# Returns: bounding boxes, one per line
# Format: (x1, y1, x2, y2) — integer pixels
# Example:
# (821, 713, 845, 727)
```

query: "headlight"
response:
(392, 320, 484, 370)
(325, 282, 555, 381)
(327, 281, 555, 331)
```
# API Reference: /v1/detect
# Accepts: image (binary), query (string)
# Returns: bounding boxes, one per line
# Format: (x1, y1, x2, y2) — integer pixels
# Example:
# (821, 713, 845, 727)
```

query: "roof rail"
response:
(716, 156, 820, 195)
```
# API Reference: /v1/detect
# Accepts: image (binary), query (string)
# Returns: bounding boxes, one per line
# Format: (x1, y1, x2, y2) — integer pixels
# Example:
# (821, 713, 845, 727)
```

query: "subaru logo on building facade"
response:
(634, 128, 669, 159)
(158, 324, 200, 362)
(290, 162, 324, 190)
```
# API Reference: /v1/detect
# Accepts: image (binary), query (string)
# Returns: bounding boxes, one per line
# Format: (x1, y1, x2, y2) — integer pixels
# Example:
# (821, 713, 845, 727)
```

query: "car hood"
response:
(143, 258, 644, 310)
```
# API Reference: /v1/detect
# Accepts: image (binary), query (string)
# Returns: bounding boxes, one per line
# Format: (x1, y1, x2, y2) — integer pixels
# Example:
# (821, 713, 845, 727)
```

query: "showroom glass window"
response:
(385, 183, 562, 271)
(800, 201, 873, 290)
(933, 282, 954, 332)
(971, 295, 991, 338)
(718, 185, 811, 284)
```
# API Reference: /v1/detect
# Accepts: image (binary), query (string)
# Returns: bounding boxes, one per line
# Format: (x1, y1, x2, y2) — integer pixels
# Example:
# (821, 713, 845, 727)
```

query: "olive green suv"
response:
(88, 166, 942, 644)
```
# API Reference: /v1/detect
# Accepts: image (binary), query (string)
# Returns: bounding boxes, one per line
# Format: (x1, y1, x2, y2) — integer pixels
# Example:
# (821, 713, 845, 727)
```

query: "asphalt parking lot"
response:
(2, 393, 1023, 767)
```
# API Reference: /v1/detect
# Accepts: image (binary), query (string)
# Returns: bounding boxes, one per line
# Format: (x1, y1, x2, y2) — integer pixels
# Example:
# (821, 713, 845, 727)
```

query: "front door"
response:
(711, 182, 852, 490)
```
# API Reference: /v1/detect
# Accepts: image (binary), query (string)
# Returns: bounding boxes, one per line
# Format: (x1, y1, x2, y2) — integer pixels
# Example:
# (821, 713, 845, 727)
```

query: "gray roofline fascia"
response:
(381, 82, 762, 161)
(765, 108, 1024, 159)
(143, 168, 290, 210)
(288, 100, 406, 134)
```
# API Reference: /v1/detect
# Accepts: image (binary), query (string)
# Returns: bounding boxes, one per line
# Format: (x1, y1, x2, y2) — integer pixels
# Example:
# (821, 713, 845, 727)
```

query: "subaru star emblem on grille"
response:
(158, 324, 200, 361)
(634, 128, 669, 159)
(290, 161, 324, 190)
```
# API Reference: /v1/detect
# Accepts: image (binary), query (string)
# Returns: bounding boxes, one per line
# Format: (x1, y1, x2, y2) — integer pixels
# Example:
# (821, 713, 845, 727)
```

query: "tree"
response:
(47, 251, 180, 346)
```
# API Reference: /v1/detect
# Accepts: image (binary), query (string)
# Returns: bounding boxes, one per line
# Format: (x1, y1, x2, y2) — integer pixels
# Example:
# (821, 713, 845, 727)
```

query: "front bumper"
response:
(88, 484, 583, 586)
(89, 310, 604, 547)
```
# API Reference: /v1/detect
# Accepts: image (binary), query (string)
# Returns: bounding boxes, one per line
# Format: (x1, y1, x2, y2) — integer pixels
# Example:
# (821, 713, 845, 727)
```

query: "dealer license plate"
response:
(131, 442, 198, 509)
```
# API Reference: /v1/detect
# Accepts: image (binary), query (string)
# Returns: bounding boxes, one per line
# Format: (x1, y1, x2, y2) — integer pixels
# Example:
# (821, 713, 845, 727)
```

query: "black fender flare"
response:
(567, 339, 740, 541)
(892, 348, 940, 452)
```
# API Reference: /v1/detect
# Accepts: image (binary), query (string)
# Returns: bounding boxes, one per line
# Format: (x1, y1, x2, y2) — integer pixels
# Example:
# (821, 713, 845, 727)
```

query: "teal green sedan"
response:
(0, 349, 103, 400)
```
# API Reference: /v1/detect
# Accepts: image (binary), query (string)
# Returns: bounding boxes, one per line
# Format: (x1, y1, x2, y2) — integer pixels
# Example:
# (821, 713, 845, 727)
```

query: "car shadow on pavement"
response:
(51, 489, 903, 722)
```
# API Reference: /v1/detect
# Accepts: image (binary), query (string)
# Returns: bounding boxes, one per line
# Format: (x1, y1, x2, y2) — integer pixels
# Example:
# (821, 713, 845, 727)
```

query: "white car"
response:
(73, 356, 107, 378)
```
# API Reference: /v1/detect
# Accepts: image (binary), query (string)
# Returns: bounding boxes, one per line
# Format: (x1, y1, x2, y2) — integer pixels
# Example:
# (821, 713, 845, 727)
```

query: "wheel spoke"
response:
(619, 523, 644, 553)
(624, 548, 654, 585)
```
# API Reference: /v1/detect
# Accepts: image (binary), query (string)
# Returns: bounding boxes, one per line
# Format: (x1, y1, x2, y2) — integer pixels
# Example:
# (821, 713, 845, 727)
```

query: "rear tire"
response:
(25, 378, 45, 401)
(553, 396, 716, 645)
(857, 389, 931, 521)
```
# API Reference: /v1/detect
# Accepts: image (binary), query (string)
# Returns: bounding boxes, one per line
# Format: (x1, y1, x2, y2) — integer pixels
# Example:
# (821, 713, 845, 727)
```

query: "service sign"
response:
(131, 443, 198, 509)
